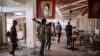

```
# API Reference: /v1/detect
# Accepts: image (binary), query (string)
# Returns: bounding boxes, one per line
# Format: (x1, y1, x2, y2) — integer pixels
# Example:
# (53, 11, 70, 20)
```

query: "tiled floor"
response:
(0, 32, 100, 56)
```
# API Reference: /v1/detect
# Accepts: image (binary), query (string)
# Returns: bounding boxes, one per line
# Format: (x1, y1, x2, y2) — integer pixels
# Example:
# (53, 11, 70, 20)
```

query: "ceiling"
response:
(0, 0, 87, 19)
(56, 0, 88, 19)
(0, 0, 26, 6)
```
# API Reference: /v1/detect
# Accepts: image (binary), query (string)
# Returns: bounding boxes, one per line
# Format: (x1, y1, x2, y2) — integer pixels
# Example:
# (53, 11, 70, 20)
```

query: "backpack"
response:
(6, 31, 11, 37)
(38, 24, 46, 40)
(56, 25, 62, 33)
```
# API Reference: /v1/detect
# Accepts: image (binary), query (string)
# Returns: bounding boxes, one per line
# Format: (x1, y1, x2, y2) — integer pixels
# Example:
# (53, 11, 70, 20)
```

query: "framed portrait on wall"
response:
(36, 0, 55, 19)
(88, 0, 100, 18)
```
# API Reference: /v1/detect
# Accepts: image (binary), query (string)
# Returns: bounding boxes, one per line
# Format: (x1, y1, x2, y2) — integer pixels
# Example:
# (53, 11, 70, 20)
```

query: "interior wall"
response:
(97, 19, 100, 33)
(0, 6, 2, 12)
(89, 19, 95, 31)
(0, 13, 3, 47)
(55, 9, 77, 29)
(78, 14, 97, 33)
(78, 15, 89, 31)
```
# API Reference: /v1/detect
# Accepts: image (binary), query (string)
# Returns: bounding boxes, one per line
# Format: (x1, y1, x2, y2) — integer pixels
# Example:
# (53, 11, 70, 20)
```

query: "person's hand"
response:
(16, 37, 19, 42)
(32, 18, 36, 21)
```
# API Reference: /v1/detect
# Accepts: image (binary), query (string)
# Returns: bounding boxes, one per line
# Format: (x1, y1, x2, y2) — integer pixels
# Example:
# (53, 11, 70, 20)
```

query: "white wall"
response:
(78, 14, 96, 32)
(78, 14, 89, 31)
(52, 7, 77, 29)
(54, 7, 66, 29)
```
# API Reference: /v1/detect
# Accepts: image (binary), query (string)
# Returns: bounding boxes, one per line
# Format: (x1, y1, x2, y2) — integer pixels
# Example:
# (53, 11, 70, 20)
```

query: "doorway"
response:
(5, 11, 26, 46)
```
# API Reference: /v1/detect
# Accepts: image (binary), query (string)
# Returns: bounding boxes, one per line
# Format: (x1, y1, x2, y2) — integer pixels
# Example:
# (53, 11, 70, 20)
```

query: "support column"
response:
(26, 0, 36, 48)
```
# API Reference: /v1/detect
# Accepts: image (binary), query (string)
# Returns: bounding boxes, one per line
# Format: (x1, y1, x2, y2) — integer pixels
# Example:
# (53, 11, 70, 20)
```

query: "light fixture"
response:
(14, 12, 23, 16)
(69, 8, 72, 21)
(69, 9, 72, 13)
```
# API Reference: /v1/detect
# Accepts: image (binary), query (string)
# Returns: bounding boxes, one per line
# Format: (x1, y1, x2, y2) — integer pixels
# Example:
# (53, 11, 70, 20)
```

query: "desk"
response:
(71, 35, 79, 50)
(93, 38, 100, 50)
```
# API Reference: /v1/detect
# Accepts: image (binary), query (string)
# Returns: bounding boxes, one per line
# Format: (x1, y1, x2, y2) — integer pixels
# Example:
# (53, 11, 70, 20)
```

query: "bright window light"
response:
(14, 12, 23, 16)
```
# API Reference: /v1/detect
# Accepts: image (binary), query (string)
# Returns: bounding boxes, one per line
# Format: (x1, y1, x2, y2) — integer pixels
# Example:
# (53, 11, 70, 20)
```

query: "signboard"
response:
(88, 0, 100, 18)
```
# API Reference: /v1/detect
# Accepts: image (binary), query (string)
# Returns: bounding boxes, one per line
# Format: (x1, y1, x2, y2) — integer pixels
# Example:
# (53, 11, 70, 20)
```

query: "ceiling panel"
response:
(59, 4, 85, 12)
(56, 0, 79, 5)
(2, 0, 26, 7)
(56, 0, 88, 19)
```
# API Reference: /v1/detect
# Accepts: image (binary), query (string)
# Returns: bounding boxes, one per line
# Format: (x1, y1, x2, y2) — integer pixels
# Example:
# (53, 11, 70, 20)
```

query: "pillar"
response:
(26, 0, 36, 48)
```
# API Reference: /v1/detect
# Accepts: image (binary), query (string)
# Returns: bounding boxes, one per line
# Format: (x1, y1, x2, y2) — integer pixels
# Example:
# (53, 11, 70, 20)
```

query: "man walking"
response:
(45, 22, 52, 50)
(33, 18, 46, 56)
(56, 22, 62, 43)
(65, 22, 72, 46)
(9, 20, 18, 56)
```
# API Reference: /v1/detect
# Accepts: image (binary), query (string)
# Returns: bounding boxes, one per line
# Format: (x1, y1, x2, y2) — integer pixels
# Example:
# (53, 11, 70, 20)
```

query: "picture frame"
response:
(88, 0, 100, 18)
(36, 0, 55, 19)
